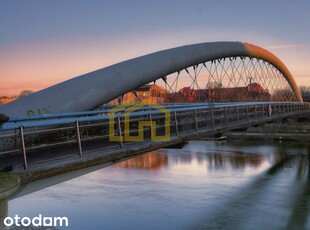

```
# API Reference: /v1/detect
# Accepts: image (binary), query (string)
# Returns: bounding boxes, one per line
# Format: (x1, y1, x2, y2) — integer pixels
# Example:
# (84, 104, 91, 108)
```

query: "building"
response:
(175, 83, 270, 102)
(109, 84, 166, 105)
(106, 82, 270, 105)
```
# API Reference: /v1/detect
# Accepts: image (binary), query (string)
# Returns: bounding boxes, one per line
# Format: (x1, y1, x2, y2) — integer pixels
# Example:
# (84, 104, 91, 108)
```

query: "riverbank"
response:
(226, 121, 310, 142)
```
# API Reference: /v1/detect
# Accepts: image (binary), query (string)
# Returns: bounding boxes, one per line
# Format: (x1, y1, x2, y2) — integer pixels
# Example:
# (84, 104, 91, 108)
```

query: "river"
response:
(4, 140, 310, 229)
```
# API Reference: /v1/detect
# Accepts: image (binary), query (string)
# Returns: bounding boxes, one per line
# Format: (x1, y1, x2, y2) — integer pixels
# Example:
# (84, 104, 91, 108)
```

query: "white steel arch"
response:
(0, 41, 302, 118)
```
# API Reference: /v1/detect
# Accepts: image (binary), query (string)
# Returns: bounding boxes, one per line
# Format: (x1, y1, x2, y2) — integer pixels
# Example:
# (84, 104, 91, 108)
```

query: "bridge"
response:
(0, 41, 309, 188)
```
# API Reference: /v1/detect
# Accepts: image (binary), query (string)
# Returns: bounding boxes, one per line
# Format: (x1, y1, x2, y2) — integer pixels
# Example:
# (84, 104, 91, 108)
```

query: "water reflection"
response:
(116, 152, 168, 170)
(197, 145, 310, 230)
(3, 141, 310, 230)
(286, 153, 310, 229)
(116, 148, 269, 172)
(206, 152, 265, 170)
(113, 142, 310, 229)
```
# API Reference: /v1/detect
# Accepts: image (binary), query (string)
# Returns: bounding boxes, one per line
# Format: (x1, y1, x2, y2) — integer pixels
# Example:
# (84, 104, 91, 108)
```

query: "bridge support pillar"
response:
(0, 199, 7, 229)
(0, 171, 21, 228)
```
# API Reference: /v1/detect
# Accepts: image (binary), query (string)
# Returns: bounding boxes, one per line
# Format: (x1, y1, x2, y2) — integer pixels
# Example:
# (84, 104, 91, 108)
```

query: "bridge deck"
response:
(0, 102, 309, 183)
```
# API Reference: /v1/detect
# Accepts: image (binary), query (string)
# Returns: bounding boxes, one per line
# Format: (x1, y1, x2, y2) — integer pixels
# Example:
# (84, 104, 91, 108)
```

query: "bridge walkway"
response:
(0, 102, 309, 183)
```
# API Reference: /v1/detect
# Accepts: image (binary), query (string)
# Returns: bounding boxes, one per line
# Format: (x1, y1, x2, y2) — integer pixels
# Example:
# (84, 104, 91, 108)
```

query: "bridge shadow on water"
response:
(196, 144, 310, 230)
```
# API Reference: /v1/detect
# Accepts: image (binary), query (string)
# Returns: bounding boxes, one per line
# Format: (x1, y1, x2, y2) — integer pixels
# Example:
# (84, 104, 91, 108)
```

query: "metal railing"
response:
(0, 102, 309, 170)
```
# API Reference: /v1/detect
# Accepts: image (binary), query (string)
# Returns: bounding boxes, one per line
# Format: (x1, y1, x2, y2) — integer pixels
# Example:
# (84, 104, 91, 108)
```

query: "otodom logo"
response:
(109, 103, 170, 142)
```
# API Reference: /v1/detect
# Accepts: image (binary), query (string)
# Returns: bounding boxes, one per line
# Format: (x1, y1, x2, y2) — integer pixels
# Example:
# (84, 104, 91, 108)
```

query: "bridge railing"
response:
(0, 102, 309, 170)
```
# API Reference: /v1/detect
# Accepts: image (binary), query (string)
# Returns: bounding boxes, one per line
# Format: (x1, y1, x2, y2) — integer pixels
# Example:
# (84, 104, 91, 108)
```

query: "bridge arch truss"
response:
(128, 56, 300, 104)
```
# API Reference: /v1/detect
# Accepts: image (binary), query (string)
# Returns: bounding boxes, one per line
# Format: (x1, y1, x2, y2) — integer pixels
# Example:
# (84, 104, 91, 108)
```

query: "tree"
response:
(17, 90, 34, 99)
(271, 88, 296, 101)
(300, 86, 310, 102)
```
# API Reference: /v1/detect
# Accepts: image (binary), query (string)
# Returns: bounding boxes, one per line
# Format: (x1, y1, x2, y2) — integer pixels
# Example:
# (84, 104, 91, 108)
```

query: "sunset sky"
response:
(1, 0, 310, 97)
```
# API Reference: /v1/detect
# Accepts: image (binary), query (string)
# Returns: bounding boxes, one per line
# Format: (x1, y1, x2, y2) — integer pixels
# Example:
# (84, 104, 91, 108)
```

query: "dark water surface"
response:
(6, 140, 310, 229)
